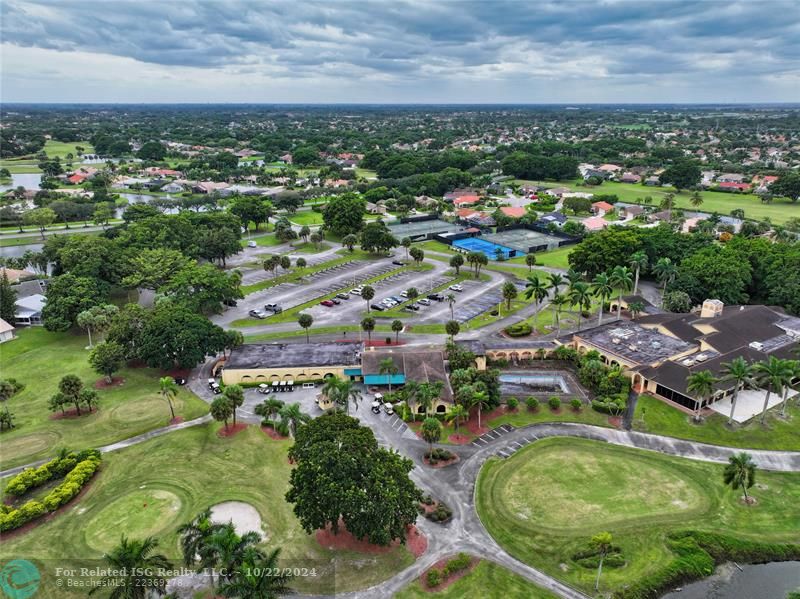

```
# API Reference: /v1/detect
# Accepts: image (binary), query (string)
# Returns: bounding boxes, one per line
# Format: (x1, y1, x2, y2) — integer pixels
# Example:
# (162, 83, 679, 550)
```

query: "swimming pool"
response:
(452, 237, 516, 259)
(499, 373, 570, 394)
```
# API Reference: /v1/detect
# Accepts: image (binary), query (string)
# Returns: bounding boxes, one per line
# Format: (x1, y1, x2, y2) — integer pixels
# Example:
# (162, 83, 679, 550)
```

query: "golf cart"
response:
(257, 383, 270, 395)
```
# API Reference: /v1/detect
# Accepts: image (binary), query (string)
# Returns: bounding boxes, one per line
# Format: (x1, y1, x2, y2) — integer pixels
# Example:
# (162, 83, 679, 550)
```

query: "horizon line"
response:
(3, 101, 800, 107)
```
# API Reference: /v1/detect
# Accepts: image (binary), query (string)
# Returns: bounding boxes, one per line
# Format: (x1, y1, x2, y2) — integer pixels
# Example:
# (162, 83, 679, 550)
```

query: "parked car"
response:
(370, 303, 385, 311)
(223, 298, 238, 307)
(320, 299, 335, 307)
(265, 303, 283, 313)
(428, 293, 444, 301)
(173, 376, 187, 386)
(399, 290, 409, 298)
(336, 292, 350, 300)
(247, 240, 257, 248)
(449, 284, 464, 292)
(390, 296, 403, 303)
(331, 298, 341, 305)
(350, 287, 363, 295)
(418, 298, 431, 306)
(404, 305, 419, 312)
(249, 309, 267, 319)
(391, 260, 405, 266)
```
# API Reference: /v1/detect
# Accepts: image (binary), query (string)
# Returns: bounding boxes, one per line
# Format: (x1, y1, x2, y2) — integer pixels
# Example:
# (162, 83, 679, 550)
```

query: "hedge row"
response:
(613, 530, 800, 599)
(0, 455, 101, 532)
(4, 449, 100, 496)
(425, 553, 473, 587)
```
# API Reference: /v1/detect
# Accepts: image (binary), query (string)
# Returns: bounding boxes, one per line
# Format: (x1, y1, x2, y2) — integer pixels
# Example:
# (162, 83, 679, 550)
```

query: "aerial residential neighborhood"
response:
(1, 2, 799, 599)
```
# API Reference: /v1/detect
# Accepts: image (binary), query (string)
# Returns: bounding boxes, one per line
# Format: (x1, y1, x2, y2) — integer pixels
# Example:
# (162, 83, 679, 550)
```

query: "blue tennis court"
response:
(452, 237, 516, 259)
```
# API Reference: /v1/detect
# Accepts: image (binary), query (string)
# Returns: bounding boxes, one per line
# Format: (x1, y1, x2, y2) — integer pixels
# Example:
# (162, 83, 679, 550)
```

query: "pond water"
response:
(661, 561, 800, 599)
(0, 173, 43, 191)
(1, 243, 44, 258)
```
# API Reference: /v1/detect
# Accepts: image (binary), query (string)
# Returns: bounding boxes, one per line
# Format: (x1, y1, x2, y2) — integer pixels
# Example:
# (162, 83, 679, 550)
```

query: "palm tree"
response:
(178, 509, 220, 570)
(361, 285, 375, 312)
(629, 301, 645, 321)
(723, 452, 757, 504)
(255, 397, 284, 424)
(471, 390, 491, 430)
(298, 313, 313, 343)
(379, 357, 399, 395)
(550, 293, 569, 336)
(361, 316, 375, 343)
(628, 251, 648, 296)
(568, 282, 591, 331)
(219, 547, 292, 599)
(591, 531, 613, 592)
(566, 269, 582, 286)
(547, 272, 565, 294)
(686, 370, 717, 421)
(721, 357, 755, 425)
(609, 265, 633, 320)
(279, 403, 311, 437)
(653, 257, 677, 298)
(524, 275, 549, 322)
(754, 357, 792, 424)
(159, 376, 178, 421)
(446, 404, 468, 433)
(690, 191, 704, 208)
(780, 360, 800, 417)
(392, 319, 403, 343)
(591, 272, 613, 326)
(207, 523, 264, 585)
(90, 535, 171, 598)
(223, 384, 245, 426)
(446, 293, 456, 320)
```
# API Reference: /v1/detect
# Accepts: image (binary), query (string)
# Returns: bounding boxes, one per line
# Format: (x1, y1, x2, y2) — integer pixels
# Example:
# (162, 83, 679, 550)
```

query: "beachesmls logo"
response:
(0, 560, 40, 599)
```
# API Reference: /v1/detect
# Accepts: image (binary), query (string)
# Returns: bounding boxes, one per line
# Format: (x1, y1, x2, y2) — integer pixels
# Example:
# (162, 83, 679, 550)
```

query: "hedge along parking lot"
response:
(476, 437, 800, 596)
(0, 328, 209, 470)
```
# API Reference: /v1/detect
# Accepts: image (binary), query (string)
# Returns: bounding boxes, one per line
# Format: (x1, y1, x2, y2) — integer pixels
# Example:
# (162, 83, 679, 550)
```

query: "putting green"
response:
(84, 488, 182, 552)
(109, 395, 171, 425)
(0, 431, 63, 462)
(498, 444, 706, 530)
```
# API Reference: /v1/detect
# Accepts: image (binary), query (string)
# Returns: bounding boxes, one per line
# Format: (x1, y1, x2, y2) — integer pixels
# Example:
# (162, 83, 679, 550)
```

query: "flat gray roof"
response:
(577, 322, 694, 366)
(225, 341, 362, 370)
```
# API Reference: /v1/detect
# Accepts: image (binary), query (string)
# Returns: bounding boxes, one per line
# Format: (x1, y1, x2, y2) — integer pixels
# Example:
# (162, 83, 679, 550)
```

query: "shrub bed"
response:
(0, 450, 101, 532)
(424, 448, 457, 465)
(504, 322, 532, 337)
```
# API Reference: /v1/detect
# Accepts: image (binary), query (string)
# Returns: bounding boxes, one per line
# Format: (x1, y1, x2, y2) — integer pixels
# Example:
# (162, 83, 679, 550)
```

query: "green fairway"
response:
(565, 180, 798, 224)
(43, 140, 95, 159)
(395, 560, 558, 599)
(0, 328, 209, 469)
(0, 424, 415, 596)
(476, 438, 800, 595)
(289, 210, 325, 226)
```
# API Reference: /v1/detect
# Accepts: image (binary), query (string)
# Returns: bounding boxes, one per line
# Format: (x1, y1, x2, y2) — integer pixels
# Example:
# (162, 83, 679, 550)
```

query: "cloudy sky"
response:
(2, 0, 799, 103)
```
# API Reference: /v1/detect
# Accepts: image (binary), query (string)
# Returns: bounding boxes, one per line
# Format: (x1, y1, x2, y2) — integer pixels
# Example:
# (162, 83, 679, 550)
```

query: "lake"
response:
(661, 561, 800, 599)
(0, 173, 43, 191)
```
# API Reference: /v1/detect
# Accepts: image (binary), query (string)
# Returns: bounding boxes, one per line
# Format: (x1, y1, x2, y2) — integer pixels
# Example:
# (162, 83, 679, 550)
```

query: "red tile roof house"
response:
(717, 182, 752, 192)
(67, 174, 87, 185)
(582, 216, 609, 231)
(452, 195, 481, 207)
(591, 201, 615, 214)
(619, 172, 641, 183)
(456, 208, 479, 219)
(499, 206, 526, 218)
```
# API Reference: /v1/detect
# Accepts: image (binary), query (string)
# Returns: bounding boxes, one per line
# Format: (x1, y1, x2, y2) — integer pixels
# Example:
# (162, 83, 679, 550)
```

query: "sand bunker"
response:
(210, 501, 263, 536)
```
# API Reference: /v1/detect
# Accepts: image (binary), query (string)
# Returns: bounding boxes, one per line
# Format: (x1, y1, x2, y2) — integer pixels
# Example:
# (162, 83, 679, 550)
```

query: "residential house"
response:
(0, 267, 36, 284)
(0, 318, 15, 343)
(415, 195, 438, 209)
(365, 201, 387, 215)
(537, 212, 567, 228)
(452, 195, 481, 207)
(278, 153, 293, 164)
(598, 164, 622, 174)
(582, 216, 608, 231)
(499, 206, 526, 219)
(619, 172, 641, 184)
(544, 187, 572, 198)
(618, 205, 645, 220)
(14, 294, 46, 326)
(717, 173, 746, 183)
(717, 182, 752, 192)
(644, 176, 660, 186)
(161, 182, 184, 194)
(67, 174, 87, 185)
(591, 201, 615, 215)
(192, 181, 229, 194)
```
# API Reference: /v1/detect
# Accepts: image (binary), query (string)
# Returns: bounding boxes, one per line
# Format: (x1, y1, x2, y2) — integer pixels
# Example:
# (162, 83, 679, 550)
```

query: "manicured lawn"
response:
(289, 211, 324, 226)
(245, 323, 394, 342)
(487, 405, 613, 430)
(476, 437, 800, 596)
(0, 328, 209, 470)
(43, 140, 95, 159)
(0, 229, 103, 247)
(506, 246, 573, 269)
(564, 180, 799, 225)
(633, 394, 800, 451)
(0, 424, 415, 596)
(242, 233, 283, 247)
(356, 168, 378, 179)
(395, 560, 558, 599)
(0, 161, 42, 174)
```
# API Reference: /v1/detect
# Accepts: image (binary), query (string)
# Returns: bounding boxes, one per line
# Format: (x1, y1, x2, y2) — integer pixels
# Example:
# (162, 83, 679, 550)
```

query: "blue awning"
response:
(363, 374, 406, 386)
(344, 368, 362, 376)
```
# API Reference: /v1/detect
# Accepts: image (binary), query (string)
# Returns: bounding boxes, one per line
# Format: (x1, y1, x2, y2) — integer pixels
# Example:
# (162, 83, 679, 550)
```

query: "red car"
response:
(320, 300, 335, 307)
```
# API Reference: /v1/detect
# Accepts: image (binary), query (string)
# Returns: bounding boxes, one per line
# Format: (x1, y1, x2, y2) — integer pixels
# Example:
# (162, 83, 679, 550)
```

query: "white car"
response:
(350, 288, 363, 295)
(247, 240, 257, 248)
(418, 298, 431, 306)
(399, 290, 409, 298)
(449, 284, 464, 292)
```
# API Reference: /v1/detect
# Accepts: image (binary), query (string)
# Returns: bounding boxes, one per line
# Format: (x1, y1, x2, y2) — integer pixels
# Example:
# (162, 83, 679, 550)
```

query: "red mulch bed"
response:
(422, 454, 460, 468)
(420, 556, 480, 592)
(316, 521, 427, 557)
(261, 425, 289, 440)
(162, 367, 190, 379)
(94, 376, 125, 389)
(217, 423, 248, 438)
(0, 473, 98, 540)
(608, 416, 623, 428)
(447, 434, 472, 445)
(169, 416, 185, 425)
(465, 406, 506, 435)
(49, 407, 97, 420)
(363, 339, 406, 347)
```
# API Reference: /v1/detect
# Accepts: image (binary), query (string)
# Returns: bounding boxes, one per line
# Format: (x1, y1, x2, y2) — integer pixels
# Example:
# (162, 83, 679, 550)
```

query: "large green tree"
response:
(0, 271, 17, 323)
(322, 193, 366, 237)
(43, 274, 109, 332)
